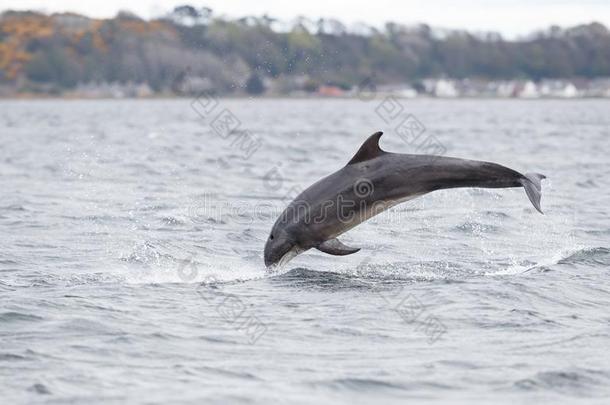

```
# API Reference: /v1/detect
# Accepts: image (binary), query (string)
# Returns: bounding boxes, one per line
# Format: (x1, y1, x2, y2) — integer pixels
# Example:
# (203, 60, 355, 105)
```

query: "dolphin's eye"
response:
(270, 235, 274, 240)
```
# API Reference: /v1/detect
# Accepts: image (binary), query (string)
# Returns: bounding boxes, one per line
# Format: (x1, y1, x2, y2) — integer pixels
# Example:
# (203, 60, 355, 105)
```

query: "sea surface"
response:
(1, 98, 609, 404)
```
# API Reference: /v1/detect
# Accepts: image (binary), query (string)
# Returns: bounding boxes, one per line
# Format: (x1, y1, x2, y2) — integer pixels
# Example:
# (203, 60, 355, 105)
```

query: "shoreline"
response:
(1, 94, 608, 101)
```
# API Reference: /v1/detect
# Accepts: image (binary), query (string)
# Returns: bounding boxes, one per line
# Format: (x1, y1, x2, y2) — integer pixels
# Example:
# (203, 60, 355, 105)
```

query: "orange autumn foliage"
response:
(0, 12, 175, 81)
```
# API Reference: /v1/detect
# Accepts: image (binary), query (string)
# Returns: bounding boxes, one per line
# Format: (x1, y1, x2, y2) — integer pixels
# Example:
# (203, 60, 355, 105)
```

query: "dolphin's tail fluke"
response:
(521, 172, 546, 214)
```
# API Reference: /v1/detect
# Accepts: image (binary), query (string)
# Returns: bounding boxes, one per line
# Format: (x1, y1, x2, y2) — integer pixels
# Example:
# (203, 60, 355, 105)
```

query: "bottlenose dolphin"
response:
(264, 131, 545, 268)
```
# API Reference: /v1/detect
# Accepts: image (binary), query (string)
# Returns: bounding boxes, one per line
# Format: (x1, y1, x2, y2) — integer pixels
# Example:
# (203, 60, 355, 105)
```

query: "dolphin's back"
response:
(360, 152, 545, 213)
(389, 153, 524, 190)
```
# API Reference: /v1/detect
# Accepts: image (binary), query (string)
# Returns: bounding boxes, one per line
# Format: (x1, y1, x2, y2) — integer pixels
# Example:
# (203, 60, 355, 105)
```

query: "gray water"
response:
(1, 98, 609, 404)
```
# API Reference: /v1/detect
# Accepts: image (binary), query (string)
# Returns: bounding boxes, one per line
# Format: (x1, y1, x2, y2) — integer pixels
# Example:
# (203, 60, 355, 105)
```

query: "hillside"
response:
(1, 7, 610, 96)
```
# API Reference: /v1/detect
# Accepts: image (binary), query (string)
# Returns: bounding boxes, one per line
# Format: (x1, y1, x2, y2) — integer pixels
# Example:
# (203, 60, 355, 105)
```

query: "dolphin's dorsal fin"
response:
(347, 132, 385, 165)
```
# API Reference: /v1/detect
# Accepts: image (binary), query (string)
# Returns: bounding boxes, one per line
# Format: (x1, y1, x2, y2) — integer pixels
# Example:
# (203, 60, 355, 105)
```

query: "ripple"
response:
(196, 365, 262, 381)
(558, 247, 610, 267)
(0, 311, 44, 322)
(159, 216, 187, 226)
(514, 368, 610, 396)
(0, 353, 30, 361)
(0, 204, 27, 212)
(27, 383, 51, 395)
(454, 221, 501, 234)
(314, 377, 408, 392)
(272, 268, 378, 290)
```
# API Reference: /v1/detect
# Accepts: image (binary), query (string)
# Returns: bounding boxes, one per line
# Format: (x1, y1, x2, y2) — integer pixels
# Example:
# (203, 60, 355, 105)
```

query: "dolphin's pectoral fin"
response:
(347, 131, 386, 165)
(316, 238, 361, 256)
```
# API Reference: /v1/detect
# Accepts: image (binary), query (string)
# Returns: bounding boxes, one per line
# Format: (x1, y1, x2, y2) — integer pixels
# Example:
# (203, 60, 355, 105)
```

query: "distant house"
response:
(582, 78, 610, 98)
(175, 75, 213, 95)
(433, 79, 458, 97)
(457, 79, 492, 97)
(516, 81, 540, 98)
(317, 85, 345, 97)
(559, 83, 578, 98)
(70, 81, 153, 98)
(395, 87, 418, 98)
(375, 84, 418, 98)
(539, 80, 579, 98)
(494, 81, 517, 98)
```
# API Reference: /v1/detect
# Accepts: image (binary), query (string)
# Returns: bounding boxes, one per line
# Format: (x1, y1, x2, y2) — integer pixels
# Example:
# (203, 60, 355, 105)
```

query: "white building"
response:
(518, 81, 540, 98)
(539, 80, 579, 98)
(434, 79, 458, 97)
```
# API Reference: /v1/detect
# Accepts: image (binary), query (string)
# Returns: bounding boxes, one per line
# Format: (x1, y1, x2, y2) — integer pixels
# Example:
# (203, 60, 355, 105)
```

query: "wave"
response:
(0, 311, 44, 322)
(489, 244, 594, 276)
(0, 353, 30, 361)
(558, 247, 610, 267)
(312, 377, 409, 392)
(513, 368, 610, 397)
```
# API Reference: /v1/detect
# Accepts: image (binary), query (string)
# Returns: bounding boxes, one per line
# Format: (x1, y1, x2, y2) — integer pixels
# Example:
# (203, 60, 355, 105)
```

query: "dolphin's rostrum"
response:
(264, 131, 545, 268)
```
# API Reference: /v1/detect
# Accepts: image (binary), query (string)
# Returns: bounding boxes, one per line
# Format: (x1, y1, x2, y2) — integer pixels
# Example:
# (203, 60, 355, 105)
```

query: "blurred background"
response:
(1, 0, 610, 98)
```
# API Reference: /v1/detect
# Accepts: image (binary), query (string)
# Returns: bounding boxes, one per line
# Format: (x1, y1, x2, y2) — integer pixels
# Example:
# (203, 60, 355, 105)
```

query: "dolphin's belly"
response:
(304, 192, 425, 241)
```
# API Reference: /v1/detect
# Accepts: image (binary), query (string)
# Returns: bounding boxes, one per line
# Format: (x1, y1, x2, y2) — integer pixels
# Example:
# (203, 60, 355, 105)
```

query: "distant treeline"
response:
(1, 6, 610, 95)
